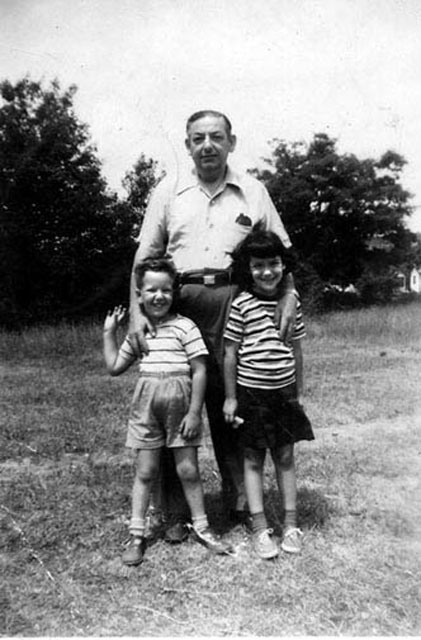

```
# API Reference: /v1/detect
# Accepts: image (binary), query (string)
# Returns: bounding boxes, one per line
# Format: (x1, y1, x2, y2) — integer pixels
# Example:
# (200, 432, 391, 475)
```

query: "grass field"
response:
(1, 301, 421, 636)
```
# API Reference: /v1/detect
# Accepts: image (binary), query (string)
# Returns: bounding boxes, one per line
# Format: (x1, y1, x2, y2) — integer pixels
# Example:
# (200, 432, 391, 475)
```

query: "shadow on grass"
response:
(203, 485, 332, 536)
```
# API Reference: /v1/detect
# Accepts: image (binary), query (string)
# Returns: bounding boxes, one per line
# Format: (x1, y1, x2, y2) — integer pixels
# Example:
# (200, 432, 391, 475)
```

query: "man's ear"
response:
(229, 134, 237, 153)
(185, 137, 191, 155)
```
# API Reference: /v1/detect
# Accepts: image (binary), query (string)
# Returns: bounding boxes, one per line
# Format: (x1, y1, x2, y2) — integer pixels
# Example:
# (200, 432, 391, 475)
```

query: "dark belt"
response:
(178, 270, 232, 286)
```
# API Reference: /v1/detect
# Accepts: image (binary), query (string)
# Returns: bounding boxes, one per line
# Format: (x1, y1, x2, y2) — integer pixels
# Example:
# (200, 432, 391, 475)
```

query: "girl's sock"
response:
(129, 517, 146, 538)
(192, 514, 209, 532)
(251, 511, 268, 534)
(284, 509, 297, 530)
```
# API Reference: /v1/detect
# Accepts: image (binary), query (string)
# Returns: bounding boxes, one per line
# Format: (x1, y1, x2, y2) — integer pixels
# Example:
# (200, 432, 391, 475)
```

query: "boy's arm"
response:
(179, 355, 207, 440)
(103, 308, 135, 376)
(292, 339, 304, 404)
(223, 339, 240, 424)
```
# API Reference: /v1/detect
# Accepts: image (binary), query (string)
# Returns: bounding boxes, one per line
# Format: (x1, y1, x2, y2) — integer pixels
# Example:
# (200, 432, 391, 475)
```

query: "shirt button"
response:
(204, 247, 209, 251)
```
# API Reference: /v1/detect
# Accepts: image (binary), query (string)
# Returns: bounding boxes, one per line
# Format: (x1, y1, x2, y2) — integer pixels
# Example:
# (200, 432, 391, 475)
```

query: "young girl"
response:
(223, 225, 314, 559)
(104, 257, 231, 565)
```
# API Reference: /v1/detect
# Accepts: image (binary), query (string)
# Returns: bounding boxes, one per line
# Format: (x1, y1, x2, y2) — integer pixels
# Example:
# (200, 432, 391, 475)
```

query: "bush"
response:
(356, 269, 399, 305)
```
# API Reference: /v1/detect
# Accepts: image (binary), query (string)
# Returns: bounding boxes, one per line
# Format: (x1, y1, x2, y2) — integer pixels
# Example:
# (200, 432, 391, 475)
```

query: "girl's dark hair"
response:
(134, 258, 177, 289)
(231, 222, 295, 291)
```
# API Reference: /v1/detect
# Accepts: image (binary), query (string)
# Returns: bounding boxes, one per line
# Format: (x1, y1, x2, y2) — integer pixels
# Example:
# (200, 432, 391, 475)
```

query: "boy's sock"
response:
(192, 514, 209, 533)
(129, 517, 146, 538)
(251, 511, 268, 534)
(284, 509, 297, 530)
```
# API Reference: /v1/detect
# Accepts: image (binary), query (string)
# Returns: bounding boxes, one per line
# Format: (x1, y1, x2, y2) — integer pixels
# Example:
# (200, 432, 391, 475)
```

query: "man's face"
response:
(185, 115, 236, 182)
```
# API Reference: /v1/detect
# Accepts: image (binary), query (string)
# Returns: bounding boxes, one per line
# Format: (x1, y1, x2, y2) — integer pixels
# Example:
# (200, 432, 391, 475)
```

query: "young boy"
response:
(103, 257, 231, 565)
(223, 225, 314, 560)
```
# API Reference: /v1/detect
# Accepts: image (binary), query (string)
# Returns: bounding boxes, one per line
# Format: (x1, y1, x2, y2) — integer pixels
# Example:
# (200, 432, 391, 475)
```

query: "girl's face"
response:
(137, 270, 174, 322)
(249, 255, 284, 296)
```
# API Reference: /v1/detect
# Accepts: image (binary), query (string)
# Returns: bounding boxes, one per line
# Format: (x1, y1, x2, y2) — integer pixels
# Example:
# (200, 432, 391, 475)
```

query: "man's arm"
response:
(275, 271, 299, 343)
(259, 181, 299, 342)
(128, 180, 169, 354)
(129, 247, 155, 355)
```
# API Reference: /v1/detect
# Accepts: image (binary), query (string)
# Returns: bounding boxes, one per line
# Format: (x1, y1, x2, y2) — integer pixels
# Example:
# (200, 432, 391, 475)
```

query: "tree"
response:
(122, 153, 163, 227)
(252, 133, 415, 306)
(0, 77, 115, 324)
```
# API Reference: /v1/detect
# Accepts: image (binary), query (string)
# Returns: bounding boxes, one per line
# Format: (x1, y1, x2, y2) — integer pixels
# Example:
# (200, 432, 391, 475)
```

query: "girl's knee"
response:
(244, 448, 265, 473)
(274, 445, 294, 470)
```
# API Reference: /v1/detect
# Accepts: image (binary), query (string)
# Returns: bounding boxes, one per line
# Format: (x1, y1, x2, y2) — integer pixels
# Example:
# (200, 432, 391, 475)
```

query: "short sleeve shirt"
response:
(224, 291, 305, 390)
(118, 314, 208, 375)
(136, 167, 291, 272)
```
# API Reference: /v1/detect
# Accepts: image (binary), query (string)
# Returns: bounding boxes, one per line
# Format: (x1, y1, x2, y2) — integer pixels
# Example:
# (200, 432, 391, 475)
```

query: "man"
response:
(129, 110, 297, 536)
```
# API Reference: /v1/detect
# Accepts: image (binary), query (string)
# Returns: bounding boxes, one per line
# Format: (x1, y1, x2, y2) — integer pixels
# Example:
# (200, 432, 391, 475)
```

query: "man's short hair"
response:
(186, 110, 232, 136)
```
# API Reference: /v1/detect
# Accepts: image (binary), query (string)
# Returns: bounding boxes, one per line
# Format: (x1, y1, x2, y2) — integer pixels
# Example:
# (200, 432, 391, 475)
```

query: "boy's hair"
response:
(231, 222, 295, 291)
(134, 258, 177, 289)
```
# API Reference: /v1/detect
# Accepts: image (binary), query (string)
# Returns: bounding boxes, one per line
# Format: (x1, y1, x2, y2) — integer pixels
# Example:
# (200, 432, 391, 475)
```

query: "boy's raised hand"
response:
(104, 305, 126, 333)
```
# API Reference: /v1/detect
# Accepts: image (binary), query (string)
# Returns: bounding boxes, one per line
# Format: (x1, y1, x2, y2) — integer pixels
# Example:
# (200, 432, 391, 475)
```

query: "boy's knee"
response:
(135, 462, 159, 483)
(176, 460, 199, 484)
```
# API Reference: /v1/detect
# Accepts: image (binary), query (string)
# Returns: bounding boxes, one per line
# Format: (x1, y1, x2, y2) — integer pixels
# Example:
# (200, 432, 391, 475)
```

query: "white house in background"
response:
(409, 267, 421, 293)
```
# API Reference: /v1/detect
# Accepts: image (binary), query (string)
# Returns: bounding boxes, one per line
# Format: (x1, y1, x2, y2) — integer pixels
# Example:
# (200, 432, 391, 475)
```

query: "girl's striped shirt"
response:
(224, 291, 305, 390)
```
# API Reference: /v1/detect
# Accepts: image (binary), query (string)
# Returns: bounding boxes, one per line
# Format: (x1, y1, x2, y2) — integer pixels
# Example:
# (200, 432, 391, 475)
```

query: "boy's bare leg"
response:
(130, 448, 161, 534)
(172, 447, 206, 518)
(172, 446, 233, 554)
(122, 448, 161, 566)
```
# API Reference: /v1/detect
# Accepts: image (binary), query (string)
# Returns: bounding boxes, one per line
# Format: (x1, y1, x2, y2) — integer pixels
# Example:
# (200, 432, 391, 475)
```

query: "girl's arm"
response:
(292, 338, 304, 404)
(179, 355, 207, 440)
(223, 339, 240, 424)
(103, 307, 134, 376)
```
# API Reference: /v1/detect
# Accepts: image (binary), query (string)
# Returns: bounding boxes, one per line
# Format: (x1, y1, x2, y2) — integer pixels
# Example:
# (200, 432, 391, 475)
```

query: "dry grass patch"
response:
(1, 302, 421, 635)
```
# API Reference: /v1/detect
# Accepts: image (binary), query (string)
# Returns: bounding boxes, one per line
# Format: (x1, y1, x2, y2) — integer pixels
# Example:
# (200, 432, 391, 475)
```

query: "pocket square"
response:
(235, 213, 252, 227)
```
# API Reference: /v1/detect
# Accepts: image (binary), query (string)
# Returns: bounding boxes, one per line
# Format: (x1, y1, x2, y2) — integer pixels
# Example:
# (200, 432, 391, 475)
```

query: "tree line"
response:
(0, 78, 419, 327)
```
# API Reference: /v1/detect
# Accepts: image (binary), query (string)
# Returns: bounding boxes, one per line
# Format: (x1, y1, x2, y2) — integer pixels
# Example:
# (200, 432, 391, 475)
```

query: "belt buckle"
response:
(203, 274, 216, 286)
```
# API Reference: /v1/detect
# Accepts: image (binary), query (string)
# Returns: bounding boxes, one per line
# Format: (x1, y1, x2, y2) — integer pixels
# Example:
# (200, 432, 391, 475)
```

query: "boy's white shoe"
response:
(189, 525, 234, 555)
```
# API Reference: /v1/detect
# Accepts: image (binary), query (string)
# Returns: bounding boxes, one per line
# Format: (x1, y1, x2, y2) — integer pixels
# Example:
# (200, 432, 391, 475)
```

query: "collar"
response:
(176, 165, 242, 195)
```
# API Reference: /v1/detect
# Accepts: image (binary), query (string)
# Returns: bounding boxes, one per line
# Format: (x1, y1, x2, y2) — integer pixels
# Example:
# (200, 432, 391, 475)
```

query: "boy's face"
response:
(137, 270, 174, 322)
(249, 256, 284, 297)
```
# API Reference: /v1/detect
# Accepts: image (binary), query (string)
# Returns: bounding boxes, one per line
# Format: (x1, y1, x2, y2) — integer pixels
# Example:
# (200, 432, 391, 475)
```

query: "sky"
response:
(1, 0, 421, 231)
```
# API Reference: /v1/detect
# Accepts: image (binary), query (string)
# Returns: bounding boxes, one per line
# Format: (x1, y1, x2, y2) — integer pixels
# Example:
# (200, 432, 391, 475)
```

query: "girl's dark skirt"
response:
(237, 383, 314, 450)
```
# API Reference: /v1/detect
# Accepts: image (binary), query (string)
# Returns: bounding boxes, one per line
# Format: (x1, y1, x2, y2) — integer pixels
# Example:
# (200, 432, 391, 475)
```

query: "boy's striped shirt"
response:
(224, 291, 305, 390)
(119, 314, 208, 375)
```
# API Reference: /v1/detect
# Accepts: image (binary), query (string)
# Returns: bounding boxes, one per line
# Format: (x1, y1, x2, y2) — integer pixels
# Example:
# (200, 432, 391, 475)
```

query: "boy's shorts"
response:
(237, 383, 314, 450)
(126, 373, 203, 450)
